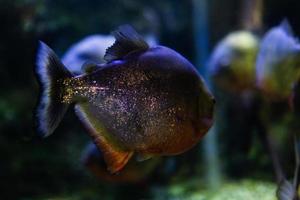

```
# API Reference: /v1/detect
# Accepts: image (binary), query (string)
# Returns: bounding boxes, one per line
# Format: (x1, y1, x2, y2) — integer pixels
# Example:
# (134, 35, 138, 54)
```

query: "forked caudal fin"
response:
(35, 41, 73, 137)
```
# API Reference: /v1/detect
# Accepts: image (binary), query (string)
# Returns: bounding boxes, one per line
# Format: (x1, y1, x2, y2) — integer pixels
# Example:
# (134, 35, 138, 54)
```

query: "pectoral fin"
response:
(136, 153, 153, 162)
(75, 104, 133, 173)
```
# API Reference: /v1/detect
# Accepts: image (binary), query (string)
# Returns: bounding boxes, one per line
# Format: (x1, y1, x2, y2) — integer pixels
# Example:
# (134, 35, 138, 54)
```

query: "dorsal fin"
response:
(104, 25, 149, 62)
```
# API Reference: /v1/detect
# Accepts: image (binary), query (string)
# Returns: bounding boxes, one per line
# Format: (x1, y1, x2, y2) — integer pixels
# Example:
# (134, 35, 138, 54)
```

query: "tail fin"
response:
(35, 41, 73, 137)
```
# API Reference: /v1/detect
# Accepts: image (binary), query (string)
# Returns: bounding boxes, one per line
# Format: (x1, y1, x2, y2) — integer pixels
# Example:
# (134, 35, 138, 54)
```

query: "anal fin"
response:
(75, 104, 133, 173)
(98, 138, 133, 173)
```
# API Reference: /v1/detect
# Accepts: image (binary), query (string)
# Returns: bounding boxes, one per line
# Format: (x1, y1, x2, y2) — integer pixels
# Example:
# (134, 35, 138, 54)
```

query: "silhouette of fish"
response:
(256, 20, 300, 100)
(208, 31, 258, 93)
(35, 25, 215, 173)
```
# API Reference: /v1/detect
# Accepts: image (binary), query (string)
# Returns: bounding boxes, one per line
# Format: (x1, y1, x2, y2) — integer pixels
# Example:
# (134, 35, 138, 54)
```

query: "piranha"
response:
(35, 25, 215, 173)
(208, 31, 259, 93)
(256, 20, 300, 100)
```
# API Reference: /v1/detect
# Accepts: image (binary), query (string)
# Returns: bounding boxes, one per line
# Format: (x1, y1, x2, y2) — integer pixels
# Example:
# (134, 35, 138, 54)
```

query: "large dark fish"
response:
(35, 25, 215, 173)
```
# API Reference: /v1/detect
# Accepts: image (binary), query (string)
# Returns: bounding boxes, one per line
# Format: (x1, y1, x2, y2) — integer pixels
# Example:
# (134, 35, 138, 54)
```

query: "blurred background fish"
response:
(207, 0, 262, 182)
(208, 31, 259, 93)
(255, 20, 300, 198)
(256, 20, 300, 101)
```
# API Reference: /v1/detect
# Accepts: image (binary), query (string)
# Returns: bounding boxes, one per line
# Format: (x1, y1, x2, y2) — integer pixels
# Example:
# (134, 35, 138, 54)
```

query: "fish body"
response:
(35, 25, 214, 173)
(256, 20, 300, 100)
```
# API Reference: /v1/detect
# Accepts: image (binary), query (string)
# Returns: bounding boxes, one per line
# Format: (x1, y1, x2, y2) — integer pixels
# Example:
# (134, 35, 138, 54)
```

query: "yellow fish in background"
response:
(208, 31, 259, 93)
(35, 25, 215, 173)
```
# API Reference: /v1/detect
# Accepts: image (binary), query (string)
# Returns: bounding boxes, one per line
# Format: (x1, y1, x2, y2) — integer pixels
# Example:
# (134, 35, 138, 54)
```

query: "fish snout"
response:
(198, 96, 215, 133)
(211, 97, 216, 107)
(208, 96, 216, 116)
(200, 117, 214, 132)
(197, 115, 214, 137)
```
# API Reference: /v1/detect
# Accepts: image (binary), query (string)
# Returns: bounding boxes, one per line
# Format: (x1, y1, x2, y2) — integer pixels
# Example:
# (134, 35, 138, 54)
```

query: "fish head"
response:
(135, 46, 215, 154)
(162, 76, 215, 155)
(208, 31, 258, 93)
(141, 45, 215, 134)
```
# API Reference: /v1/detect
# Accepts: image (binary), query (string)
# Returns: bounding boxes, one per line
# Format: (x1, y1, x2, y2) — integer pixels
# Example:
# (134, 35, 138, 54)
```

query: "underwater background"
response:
(2, 0, 300, 199)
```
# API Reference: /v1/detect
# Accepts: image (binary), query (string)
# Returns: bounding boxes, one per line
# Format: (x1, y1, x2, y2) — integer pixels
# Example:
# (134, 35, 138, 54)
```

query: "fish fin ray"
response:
(35, 41, 73, 137)
(75, 104, 133, 173)
(104, 25, 149, 62)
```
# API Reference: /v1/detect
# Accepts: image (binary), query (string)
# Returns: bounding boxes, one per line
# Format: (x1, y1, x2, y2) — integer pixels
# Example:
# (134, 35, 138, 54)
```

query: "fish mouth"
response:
(201, 117, 214, 129)
(192, 116, 214, 139)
